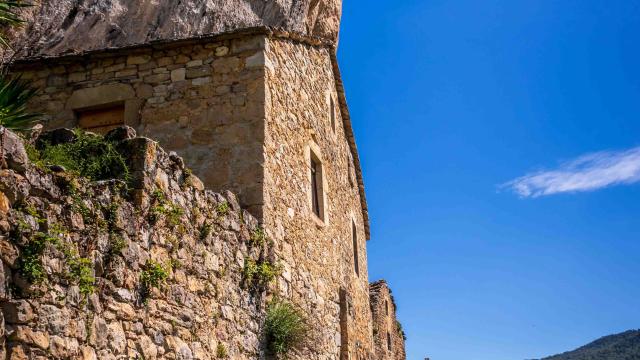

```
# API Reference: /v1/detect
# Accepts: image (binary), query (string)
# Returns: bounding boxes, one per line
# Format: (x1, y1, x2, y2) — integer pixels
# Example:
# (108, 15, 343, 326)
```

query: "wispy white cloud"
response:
(503, 146, 640, 197)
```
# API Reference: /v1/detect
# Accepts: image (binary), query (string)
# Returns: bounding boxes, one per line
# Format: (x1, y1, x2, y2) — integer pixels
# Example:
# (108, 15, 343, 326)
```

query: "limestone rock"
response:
(1, 300, 34, 324)
(0, 128, 28, 173)
(4, 0, 342, 60)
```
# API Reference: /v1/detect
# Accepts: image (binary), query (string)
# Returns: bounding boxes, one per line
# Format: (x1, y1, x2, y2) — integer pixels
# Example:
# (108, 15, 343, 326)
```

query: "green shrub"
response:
(264, 298, 309, 356)
(28, 130, 130, 182)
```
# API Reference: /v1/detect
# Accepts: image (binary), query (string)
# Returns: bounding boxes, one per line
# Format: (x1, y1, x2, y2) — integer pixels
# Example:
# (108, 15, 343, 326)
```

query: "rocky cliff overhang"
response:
(2, 0, 341, 61)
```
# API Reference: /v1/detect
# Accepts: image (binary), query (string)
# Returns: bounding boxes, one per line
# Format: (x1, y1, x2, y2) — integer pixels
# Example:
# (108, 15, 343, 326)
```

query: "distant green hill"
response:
(537, 330, 640, 360)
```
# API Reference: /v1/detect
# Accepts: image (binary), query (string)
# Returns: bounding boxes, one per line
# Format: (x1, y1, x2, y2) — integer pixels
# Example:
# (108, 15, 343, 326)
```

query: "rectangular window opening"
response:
(387, 332, 392, 351)
(352, 221, 359, 276)
(310, 155, 324, 220)
(330, 96, 336, 132)
(77, 104, 125, 135)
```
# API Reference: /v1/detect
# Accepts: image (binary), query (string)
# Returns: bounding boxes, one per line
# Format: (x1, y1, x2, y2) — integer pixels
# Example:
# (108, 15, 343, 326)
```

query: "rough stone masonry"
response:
(2, 1, 409, 359)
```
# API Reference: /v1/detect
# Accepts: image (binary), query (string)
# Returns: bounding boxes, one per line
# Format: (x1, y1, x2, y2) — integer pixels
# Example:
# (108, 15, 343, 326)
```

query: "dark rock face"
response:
(3, 0, 341, 60)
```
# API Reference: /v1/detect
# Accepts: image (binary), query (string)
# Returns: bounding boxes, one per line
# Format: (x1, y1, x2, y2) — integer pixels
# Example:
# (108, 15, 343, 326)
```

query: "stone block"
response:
(68, 72, 86, 82)
(215, 46, 229, 57)
(1, 300, 34, 324)
(127, 54, 151, 65)
(144, 73, 171, 84)
(115, 68, 138, 78)
(185, 66, 211, 79)
(171, 68, 186, 82)
(66, 84, 135, 110)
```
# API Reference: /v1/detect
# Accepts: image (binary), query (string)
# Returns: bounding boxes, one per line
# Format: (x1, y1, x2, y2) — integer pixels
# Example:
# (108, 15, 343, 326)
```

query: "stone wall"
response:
(12, 34, 268, 217)
(370, 281, 406, 360)
(0, 127, 269, 359)
(8, 31, 381, 360)
(263, 38, 374, 359)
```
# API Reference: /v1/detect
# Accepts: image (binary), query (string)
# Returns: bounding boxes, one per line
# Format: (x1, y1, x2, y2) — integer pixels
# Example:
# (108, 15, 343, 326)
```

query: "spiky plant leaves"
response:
(0, 1, 32, 48)
(0, 74, 39, 132)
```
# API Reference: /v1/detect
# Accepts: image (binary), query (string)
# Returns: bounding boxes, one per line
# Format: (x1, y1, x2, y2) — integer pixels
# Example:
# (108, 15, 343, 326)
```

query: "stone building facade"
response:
(3, 1, 407, 359)
(370, 281, 407, 360)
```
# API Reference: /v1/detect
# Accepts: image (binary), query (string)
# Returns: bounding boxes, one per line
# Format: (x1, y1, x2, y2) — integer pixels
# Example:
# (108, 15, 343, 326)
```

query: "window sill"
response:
(311, 212, 326, 228)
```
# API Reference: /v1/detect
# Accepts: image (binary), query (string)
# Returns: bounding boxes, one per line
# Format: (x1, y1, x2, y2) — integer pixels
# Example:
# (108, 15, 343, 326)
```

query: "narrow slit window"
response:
(353, 221, 359, 276)
(77, 104, 125, 135)
(385, 299, 389, 316)
(310, 155, 324, 220)
(330, 95, 336, 132)
(387, 332, 392, 351)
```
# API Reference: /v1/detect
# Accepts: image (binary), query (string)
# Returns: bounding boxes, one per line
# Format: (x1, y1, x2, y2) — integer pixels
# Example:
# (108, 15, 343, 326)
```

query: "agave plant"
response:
(0, 0, 31, 47)
(0, 74, 39, 131)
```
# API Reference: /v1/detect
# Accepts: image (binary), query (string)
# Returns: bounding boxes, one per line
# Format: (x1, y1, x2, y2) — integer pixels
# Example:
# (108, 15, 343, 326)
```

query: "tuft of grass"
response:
(31, 130, 130, 182)
(199, 223, 212, 241)
(216, 343, 228, 358)
(264, 298, 309, 356)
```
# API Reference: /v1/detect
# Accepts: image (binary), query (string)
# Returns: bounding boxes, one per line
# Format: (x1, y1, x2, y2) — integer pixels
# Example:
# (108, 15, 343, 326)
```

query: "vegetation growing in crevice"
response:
(13, 206, 96, 298)
(216, 343, 228, 358)
(264, 298, 309, 357)
(396, 319, 407, 341)
(18, 230, 55, 283)
(216, 201, 230, 216)
(242, 259, 282, 290)
(139, 260, 169, 304)
(249, 226, 268, 247)
(149, 189, 184, 230)
(199, 223, 212, 241)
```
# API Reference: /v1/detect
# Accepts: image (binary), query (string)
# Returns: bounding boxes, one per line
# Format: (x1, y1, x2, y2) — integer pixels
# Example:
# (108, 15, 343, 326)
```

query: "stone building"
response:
(2, 1, 406, 359)
(370, 281, 407, 360)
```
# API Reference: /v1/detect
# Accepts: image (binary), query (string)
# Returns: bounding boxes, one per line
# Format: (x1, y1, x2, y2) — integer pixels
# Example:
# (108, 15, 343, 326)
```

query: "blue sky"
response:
(337, 1, 640, 359)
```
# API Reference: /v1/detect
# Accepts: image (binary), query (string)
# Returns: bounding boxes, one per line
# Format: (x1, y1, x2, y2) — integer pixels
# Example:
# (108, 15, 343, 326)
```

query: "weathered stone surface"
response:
(0, 127, 28, 173)
(0, 131, 265, 359)
(370, 280, 407, 360)
(3, 0, 342, 60)
(1, 300, 34, 324)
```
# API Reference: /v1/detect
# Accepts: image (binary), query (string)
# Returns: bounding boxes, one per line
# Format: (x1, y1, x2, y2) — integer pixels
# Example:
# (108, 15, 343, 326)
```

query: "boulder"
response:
(0, 128, 28, 173)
